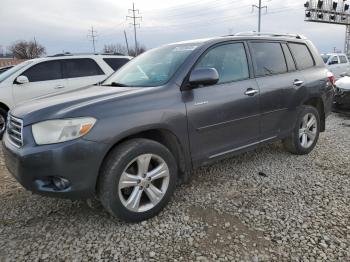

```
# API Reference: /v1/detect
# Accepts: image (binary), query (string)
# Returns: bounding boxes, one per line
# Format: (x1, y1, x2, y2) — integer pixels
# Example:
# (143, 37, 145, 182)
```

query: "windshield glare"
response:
(0, 60, 32, 83)
(103, 44, 198, 87)
(321, 55, 330, 64)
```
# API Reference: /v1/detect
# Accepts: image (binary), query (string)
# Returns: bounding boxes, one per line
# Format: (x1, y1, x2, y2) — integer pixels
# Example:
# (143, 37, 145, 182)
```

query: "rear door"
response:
(62, 58, 106, 90)
(184, 42, 260, 165)
(338, 55, 350, 76)
(13, 60, 67, 105)
(249, 41, 301, 139)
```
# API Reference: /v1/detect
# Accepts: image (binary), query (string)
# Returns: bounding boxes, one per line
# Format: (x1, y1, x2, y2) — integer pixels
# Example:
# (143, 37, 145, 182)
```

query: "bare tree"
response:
(103, 44, 128, 55)
(128, 43, 146, 57)
(8, 40, 46, 59)
(103, 43, 146, 57)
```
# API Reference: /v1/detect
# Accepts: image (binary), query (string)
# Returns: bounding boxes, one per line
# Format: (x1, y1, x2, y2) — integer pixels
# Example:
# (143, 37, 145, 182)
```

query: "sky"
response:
(0, 0, 347, 55)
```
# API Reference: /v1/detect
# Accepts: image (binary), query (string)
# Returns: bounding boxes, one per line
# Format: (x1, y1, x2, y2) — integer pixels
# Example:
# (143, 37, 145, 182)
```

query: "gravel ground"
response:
(0, 113, 350, 261)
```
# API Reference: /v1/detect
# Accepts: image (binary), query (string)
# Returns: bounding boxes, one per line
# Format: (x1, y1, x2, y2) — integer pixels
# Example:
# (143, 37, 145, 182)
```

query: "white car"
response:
(321, 53, 350, 79)
(0, 54, 132, 135)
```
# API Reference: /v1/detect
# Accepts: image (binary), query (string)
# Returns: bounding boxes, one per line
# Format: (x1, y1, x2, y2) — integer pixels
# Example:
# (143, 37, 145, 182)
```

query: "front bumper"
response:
(334, 87, 350, 109)
(2, 131, 109, 199)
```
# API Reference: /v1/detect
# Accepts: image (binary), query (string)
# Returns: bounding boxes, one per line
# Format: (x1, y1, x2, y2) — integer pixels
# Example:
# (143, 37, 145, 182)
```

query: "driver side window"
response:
(330, 56, 339, 65)
(195, 43, 249, 84)
(22, 60, 62, 82)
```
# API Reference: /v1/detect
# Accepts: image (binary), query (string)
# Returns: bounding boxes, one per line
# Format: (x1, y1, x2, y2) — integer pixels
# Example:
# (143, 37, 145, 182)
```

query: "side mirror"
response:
(189, 68, 219, 88)
(15, 75, 29, 84)
(329, 60, 338, 65)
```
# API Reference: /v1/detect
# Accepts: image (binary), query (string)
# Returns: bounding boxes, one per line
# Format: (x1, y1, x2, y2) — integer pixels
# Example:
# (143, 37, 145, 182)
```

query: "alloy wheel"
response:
(118, 154, 170, 212)
(299, 113, 317, 149)
(0, 114, 6, 133)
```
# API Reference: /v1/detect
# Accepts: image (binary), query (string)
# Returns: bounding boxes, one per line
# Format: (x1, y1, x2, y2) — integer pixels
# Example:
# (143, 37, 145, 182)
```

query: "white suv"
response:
(0, 54, 132, 135)
(321, 53, 350, 79)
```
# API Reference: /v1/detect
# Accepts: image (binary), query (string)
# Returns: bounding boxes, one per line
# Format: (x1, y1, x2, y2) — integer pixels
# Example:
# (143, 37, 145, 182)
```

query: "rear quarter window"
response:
(288, 43, 315, 70)
(103, 58, 130, 71)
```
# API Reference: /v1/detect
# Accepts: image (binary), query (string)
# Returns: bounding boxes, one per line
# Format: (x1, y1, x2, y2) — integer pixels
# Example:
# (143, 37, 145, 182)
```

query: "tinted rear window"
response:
(103, 58, 130, 71)
(339, 55, 348, 64)
(23, 61, 62, 82)
(63, 58, 104, 78)
(288, 43, 314, 69)
(250, 42, 287, 76)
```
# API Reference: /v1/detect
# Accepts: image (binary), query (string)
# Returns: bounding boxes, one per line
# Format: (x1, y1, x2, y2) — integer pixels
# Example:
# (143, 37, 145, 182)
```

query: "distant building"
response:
(0, 58, 25, 68)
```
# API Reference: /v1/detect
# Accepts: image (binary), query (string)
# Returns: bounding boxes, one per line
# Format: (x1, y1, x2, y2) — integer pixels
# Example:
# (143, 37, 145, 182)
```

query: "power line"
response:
(252, 0, 269, 32)
(140, 5, 302, 32)
(127, 2, 142, 55)
(87, 26, 97, 53)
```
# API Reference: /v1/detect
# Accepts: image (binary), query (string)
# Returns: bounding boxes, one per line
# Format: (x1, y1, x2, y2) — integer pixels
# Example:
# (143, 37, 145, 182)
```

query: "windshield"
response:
(321, 54, 330, 64)
(103, 44, 198, 87)
(0, 60, 33, 83)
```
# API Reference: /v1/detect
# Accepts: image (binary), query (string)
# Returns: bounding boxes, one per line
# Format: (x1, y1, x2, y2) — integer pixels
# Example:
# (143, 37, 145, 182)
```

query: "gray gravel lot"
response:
(0, 113, 350, 261)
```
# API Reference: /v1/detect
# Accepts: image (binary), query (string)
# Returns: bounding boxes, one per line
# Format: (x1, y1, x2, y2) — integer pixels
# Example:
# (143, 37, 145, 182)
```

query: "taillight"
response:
(327, 71, 335, 85)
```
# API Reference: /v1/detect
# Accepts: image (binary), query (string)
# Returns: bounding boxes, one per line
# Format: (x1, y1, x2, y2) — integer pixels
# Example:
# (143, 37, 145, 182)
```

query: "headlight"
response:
(32, 117, 96, 145)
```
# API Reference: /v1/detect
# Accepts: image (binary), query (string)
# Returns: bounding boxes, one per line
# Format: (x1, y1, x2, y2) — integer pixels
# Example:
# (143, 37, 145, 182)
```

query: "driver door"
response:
(13, 60, 67, 106)
(183, 42, 260, 166)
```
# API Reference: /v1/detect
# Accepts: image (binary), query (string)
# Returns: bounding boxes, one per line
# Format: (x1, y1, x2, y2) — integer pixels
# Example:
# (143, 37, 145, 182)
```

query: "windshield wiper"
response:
(103, 82, 129, 87)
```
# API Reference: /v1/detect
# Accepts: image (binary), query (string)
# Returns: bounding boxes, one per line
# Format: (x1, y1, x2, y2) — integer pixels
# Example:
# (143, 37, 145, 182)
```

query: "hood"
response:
(11, 84, 144, 125)
(335, 76, 350, 90)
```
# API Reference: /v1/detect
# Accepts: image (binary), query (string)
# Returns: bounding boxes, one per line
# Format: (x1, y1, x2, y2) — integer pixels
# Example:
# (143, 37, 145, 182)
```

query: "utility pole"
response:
(33, 36, 38, 57)
(127, 3, 142, 56)
(88, 26, 97, 53)
(124, 30, 130, 56)
(252, 0, 268, 32)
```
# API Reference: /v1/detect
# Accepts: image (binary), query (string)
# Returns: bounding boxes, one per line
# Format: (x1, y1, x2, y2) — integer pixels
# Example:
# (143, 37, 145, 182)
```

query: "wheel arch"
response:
(302, 96, 325, 132)
(0, 102, 9, 112)
(96, 127, 190, 191)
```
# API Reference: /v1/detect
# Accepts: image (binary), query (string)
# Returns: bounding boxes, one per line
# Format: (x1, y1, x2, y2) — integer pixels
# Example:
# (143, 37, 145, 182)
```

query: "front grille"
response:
(7, 115, 23, 147)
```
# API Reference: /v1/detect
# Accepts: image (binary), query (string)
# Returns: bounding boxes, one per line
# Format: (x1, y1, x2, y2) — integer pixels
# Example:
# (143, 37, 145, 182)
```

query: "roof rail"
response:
(232, 31, 306, 39)
(47, 52, 128, 57)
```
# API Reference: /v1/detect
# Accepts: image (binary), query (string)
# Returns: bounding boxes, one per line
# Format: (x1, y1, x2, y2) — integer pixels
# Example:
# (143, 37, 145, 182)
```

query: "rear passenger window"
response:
(339, 55, 348, 64)
(195, 43, 249, 84)
(103, 58, 130, 71)
(250, 42, 287, 76)
(288, 43, 314, 69)
(23, 61, 62, 82)
(63, 59, 104, 78)
(281, 43, 296, 71)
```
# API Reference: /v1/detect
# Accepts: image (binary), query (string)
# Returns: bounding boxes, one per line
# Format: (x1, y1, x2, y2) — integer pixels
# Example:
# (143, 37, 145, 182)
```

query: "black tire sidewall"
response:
(99, 139, 178, 222)
(292, 106, 320, 154)
(0, 108, 7, 139)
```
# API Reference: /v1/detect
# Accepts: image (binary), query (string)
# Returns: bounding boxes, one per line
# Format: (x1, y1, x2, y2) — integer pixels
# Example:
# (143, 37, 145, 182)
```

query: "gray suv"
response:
(3, 33, 334, 222)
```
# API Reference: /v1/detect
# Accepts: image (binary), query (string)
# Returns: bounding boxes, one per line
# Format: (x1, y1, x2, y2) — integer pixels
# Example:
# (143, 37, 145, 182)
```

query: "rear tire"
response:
(283, 106, 320, 155)
(0, 108, 7, 139)
(98, 138, 178, 222)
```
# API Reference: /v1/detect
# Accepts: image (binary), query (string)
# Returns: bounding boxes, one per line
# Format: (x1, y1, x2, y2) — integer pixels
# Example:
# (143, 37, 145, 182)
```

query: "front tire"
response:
(0, 108, 7, 139)
(98, 138, 178, 222)
(283, 105, 320, 155)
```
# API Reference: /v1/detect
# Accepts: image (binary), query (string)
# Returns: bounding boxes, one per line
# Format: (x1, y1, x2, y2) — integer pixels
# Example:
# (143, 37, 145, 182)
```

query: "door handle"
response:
(54, 85, 64, 89)
(293, 80, 304, 86)
(244, 88, 259, 96)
